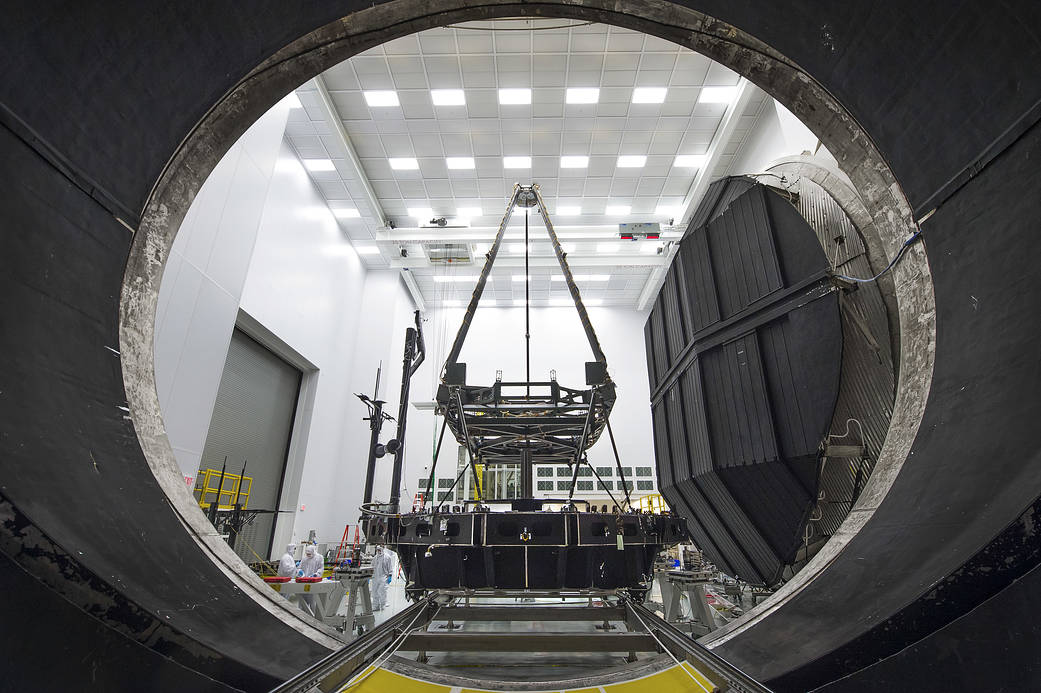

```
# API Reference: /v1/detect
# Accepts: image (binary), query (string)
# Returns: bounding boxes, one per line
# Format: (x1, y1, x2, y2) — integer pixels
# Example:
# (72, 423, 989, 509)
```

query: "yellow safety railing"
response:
(637, 493, 667, 514)
(194, 468, 252, 511)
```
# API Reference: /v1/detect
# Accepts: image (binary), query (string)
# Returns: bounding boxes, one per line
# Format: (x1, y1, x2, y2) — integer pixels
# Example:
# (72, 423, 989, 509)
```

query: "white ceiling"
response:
(285, 18, 768, 308)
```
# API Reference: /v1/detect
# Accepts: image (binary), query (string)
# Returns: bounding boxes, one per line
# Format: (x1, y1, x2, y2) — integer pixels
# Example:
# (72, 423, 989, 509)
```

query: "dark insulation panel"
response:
(648, 181, 842, 586)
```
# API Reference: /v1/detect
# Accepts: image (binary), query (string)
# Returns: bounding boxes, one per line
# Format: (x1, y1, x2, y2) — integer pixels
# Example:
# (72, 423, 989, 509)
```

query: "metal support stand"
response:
(664, 570, 718, 636)
(337, 566, 375, 636)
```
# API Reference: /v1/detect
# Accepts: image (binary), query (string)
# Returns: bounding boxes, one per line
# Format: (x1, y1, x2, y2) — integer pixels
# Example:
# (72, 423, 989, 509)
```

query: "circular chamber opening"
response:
(121, 0, 934, 653)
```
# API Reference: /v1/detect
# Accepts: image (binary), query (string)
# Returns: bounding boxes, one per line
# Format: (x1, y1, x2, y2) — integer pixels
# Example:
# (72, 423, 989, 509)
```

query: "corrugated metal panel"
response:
(661, 270, 687, 359)
(649, 294, 670, 389)
(647, 180, 844, 586)
(679, 364, 712, 476)
(687, 176, 757, 233)
(700, 332, 780, 467)
(200, 330, 301, 561)
(644, 319, 657, 392)
(676, 229, 721, 334)
(706, 187, 783, 319)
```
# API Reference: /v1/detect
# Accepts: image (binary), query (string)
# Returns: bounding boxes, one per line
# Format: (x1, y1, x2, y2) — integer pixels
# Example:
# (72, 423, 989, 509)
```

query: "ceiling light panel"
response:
(632, 87, 667, 103)
(606, 205, 632, 215)
(566, 87, 600, 104)
(431, 89, 466, 106)
(560, 156, 589, 169)
(446, 157, 475, 169)
(674, 154, 707, 168)
(503, 156, 532, 168)
(698, 86, 738, 104)
(498, 88, 532, 105)
(364, 90, 400, 107)
(616, 155, 646, 168)
(389, 158, 419, 170)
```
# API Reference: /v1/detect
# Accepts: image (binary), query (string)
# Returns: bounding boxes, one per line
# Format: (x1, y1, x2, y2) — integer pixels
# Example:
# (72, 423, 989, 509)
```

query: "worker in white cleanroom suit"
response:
(371, 545, 396, 611)
(297, 544, 325, 617)
(276, 543, 297, 578)
(299, 544, 324, 577)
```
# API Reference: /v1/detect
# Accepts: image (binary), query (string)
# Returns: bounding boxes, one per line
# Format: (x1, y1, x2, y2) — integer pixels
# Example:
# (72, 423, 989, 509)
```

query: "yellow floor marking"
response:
(344, 668, 452, 692)
(342, 662, 715, 693)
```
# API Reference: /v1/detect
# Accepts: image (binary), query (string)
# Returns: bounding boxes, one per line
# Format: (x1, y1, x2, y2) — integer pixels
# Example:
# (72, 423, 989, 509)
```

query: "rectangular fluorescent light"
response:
(674, 154, 707, 168)
(446, 157, 475, 169)
(616, 156, 646, 168)
(512, 275, 533, 282)
(364, 90, 400, 107)
(389, 157, 419, 170)
(431, 89, 466, 106)
(456, 207, 482, 217)
(596, 243, 621, 254)
(503, 156, 531, 168)
(566, 87, 600, 104)
(632, 87, 667, 103)
(332, 207, 361, 218)
(513, 298, 527, 307)
(560, 156, 589, 168)
(408, 207, 433, 219)
(698, 86, 739, 104)
(556, 206, 581, 216)
(354, 245, 380, 255)
(303, 159, 335, 171)
(507, 243, 532, 254)
(584, 298, 604, 306)
(498, 88, 532, 105)
(606, 205, 632, 215)
(433, 275, 478, 283)
(442, 299, 462, 307)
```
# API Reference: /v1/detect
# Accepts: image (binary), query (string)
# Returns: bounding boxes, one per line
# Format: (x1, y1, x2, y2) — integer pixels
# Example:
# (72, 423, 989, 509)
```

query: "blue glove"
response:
(386, 575, 392, 584)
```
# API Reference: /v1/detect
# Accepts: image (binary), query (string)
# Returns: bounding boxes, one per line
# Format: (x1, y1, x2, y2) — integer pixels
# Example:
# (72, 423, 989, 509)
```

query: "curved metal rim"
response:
(118, 0, 933, 651)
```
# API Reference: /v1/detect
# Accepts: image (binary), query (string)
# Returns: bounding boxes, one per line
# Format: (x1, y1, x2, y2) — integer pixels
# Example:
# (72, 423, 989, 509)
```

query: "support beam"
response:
(311, 75, 387, 227)
(435, 606, 626, 621)
(376, 226, 683, 243)
(400, 632, 659, 652)
(391, 255, 669, 269)
(313, 77, 429, 310)
(400, 268, 426, 313)
(635, 78, 758, 311)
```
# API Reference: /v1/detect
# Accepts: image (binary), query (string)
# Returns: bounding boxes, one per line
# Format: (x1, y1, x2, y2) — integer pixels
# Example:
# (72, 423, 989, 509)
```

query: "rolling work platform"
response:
(270, 591, 771, 693)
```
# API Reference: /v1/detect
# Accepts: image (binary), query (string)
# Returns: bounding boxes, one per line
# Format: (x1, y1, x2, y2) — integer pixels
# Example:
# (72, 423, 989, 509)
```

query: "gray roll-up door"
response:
(199, 328, 301, 562)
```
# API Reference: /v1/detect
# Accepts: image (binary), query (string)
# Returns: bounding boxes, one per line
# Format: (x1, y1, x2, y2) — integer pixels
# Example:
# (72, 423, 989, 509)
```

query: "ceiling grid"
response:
(286, 19, 768, 307)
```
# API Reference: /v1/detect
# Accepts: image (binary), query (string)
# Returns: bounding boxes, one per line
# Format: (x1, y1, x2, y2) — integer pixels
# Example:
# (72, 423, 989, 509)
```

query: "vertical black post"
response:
(389, 327, 418, 513)
(524, 208, 531, 398)
(208, 456, 228, 525)
(362, 398, 384, 505)
(520, 448, 533, 499)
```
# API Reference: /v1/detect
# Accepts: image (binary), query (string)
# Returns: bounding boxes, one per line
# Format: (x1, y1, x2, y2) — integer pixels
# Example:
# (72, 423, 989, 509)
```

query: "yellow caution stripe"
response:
(340, 662, 717, 692)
